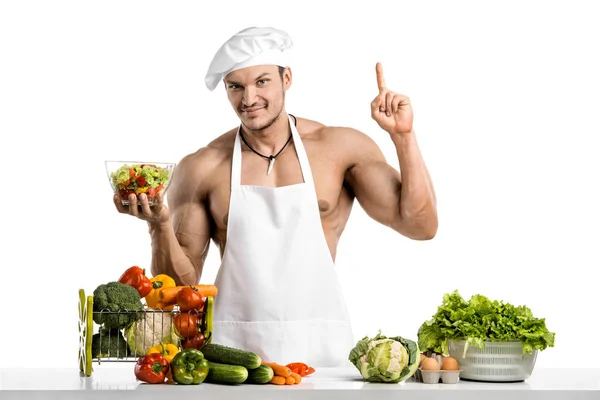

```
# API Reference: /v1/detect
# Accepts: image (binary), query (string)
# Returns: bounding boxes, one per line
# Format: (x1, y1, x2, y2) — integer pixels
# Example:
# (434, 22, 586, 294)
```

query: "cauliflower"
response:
(349, 330, 419, 383)
(124, 311, 180, 356)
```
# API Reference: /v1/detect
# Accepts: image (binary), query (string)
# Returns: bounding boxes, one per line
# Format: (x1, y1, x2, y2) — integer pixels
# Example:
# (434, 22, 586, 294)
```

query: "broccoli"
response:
(91, 328, 129, 359)
(93, 281, 143, 329)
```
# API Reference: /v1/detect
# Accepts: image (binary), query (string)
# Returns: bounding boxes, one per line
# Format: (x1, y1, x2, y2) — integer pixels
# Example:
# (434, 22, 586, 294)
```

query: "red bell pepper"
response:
(134, 353, 169, 384)
(118, 266, 152, 298)
(286, 362, 315, 376)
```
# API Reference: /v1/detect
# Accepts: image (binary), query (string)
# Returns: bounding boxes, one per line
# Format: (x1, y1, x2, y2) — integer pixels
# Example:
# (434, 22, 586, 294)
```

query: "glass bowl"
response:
(106, 161, 176, 206)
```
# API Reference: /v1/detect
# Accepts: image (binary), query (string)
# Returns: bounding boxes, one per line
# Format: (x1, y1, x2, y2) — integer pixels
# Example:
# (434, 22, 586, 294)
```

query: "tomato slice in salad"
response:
(147, 183, 163, 199)
(119, 189, 136, 201)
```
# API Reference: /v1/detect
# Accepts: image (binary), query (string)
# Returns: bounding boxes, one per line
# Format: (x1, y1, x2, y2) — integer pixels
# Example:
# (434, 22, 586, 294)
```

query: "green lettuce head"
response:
(348, 330, 420, 383)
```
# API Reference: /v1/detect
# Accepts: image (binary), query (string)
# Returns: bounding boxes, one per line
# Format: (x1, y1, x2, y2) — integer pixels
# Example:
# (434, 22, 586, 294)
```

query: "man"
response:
(114, 27, 437, 367)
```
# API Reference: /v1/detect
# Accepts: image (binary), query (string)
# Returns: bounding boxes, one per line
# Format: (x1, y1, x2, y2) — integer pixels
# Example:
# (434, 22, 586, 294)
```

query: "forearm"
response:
(391, 131, 438, 239)
(148, 221, 199, 286)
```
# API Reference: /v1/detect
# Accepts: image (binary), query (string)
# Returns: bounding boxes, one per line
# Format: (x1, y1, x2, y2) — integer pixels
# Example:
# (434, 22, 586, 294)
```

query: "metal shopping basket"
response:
(78, 288, 213, 377)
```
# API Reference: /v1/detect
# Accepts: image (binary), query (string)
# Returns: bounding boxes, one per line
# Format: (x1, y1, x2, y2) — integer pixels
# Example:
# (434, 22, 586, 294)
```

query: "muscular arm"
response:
(343, 128, 437, 240)
(149, 152, 213, 286)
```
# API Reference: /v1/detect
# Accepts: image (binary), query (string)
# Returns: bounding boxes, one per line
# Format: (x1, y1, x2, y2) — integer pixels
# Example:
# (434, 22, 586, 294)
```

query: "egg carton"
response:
(413, 353, 461, 384)
(414, 368, 462, 384)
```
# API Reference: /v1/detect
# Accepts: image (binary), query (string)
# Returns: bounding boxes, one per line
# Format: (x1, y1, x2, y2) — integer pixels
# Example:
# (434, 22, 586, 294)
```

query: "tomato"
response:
(136, 176, 147, 186)
(173, 313, 199, 338)
(177, 287, 205, 312)
(119, 189, 136, 201)
(181, 332, 205, 350)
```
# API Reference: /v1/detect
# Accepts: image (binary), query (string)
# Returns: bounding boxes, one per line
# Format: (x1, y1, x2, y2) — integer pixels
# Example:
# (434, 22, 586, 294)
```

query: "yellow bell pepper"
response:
(147, 342, 180, 363)
(145, 274, 176, 309)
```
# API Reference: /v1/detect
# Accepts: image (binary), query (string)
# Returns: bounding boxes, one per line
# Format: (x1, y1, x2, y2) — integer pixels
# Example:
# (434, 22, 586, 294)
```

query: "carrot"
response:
(262, 361, 291, 377)
(290, 371, 302, 384)
(158, 287, 182, 303)
(195, 284, 218, 297)
(285, 375, 296, 385)
(159, 284, 218, 303)
(270, 376, 286, 385)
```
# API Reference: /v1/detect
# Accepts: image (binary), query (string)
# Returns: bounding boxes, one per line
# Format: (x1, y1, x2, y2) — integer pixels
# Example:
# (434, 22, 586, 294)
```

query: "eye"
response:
(257, 79, 269, 85)
(228, 84, 242, 90)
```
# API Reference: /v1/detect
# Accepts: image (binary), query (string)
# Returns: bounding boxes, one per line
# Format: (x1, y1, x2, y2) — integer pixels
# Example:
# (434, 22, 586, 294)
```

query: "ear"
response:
(283, 67, 292, 90)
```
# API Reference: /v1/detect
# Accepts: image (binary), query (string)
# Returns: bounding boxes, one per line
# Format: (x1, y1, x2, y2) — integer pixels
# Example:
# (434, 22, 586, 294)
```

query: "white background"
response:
(1, 0, 598, 371)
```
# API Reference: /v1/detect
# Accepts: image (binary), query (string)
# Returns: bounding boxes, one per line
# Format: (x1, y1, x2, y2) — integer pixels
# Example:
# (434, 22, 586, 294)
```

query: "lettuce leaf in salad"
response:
(138, 165, 169, 188)
(417, 290, 556, 355)
(112, 167, 134, 188)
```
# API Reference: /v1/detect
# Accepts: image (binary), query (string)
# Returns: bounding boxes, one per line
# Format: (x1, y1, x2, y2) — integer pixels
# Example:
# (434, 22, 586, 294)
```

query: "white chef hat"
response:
(204, 26, 293, 91)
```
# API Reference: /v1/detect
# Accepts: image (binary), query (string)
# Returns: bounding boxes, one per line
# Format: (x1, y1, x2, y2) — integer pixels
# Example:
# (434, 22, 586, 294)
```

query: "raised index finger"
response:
(376, 62, 386, 91)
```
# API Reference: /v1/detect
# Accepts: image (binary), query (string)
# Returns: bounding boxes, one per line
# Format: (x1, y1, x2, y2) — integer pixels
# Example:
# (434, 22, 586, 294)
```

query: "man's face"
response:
(224, 65, 291, 132)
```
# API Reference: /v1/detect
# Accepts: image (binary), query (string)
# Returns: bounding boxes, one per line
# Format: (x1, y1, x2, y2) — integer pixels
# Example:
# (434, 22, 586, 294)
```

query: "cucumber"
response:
(206, 361, 248, 384)
(201, 343, 262, 369)
(247, 364, 274, 384)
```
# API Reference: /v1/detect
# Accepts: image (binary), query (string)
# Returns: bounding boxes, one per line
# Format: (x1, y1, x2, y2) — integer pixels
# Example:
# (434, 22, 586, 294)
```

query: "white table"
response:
(1, 366, 598, 399)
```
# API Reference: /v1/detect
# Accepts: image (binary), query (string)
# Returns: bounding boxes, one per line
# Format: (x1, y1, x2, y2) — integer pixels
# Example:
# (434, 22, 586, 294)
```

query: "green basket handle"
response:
(78, 289, 93, 377)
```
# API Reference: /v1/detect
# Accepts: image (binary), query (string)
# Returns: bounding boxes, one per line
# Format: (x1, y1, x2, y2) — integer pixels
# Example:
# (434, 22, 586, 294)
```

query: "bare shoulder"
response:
(297, 117, 385, 168)
(176, 130, 235, 177)
(168, 128, 236, 202)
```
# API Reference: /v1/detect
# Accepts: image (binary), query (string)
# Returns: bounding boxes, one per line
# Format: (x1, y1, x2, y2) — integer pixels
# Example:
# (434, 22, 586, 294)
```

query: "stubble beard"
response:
(240, 92, 285, 134)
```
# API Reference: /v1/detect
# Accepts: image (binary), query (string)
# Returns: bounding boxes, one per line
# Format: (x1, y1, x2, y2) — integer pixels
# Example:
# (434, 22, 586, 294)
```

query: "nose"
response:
(242, 86, 258, 106)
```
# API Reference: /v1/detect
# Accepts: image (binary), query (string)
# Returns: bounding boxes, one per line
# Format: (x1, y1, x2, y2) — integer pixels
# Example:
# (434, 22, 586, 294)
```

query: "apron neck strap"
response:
(231, 114, 314, 188)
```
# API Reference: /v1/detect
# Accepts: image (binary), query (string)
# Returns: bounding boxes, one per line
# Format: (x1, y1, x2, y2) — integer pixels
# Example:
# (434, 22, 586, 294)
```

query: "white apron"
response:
(212, 115, 355, 367)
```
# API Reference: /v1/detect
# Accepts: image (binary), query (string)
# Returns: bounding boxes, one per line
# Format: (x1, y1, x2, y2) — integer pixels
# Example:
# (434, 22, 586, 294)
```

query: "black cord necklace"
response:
(239, 114, 297, 176)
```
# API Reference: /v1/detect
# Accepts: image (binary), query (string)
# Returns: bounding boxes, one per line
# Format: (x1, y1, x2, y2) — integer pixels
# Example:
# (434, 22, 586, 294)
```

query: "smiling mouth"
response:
(242, 106, 265, 114)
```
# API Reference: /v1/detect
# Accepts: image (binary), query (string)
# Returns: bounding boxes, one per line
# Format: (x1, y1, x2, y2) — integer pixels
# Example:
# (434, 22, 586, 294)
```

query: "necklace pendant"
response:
(267, 157, 275, 176)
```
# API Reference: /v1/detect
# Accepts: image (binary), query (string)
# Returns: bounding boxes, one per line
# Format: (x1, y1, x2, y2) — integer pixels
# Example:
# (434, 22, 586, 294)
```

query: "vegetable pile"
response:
(199, 343, 313, 386)
(89, 265, 320, 386)
(90, 266, 217, 362)
(417, 290, 556, 356)
(133, 341, 315, 385)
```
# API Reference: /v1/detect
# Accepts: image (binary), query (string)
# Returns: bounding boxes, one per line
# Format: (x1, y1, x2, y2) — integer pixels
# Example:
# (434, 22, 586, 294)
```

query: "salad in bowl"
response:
(106, 161, 176, 206)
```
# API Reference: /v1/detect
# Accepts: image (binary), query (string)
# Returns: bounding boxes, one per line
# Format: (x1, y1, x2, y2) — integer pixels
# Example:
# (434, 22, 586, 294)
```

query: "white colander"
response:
(447, 340, 537, 382)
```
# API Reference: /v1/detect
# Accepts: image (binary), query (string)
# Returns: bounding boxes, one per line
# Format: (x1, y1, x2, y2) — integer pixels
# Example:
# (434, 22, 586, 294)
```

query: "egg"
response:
(419, 354, 428, 367)
(421, 357, 441, 371)
(442, 356, 460, 370)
